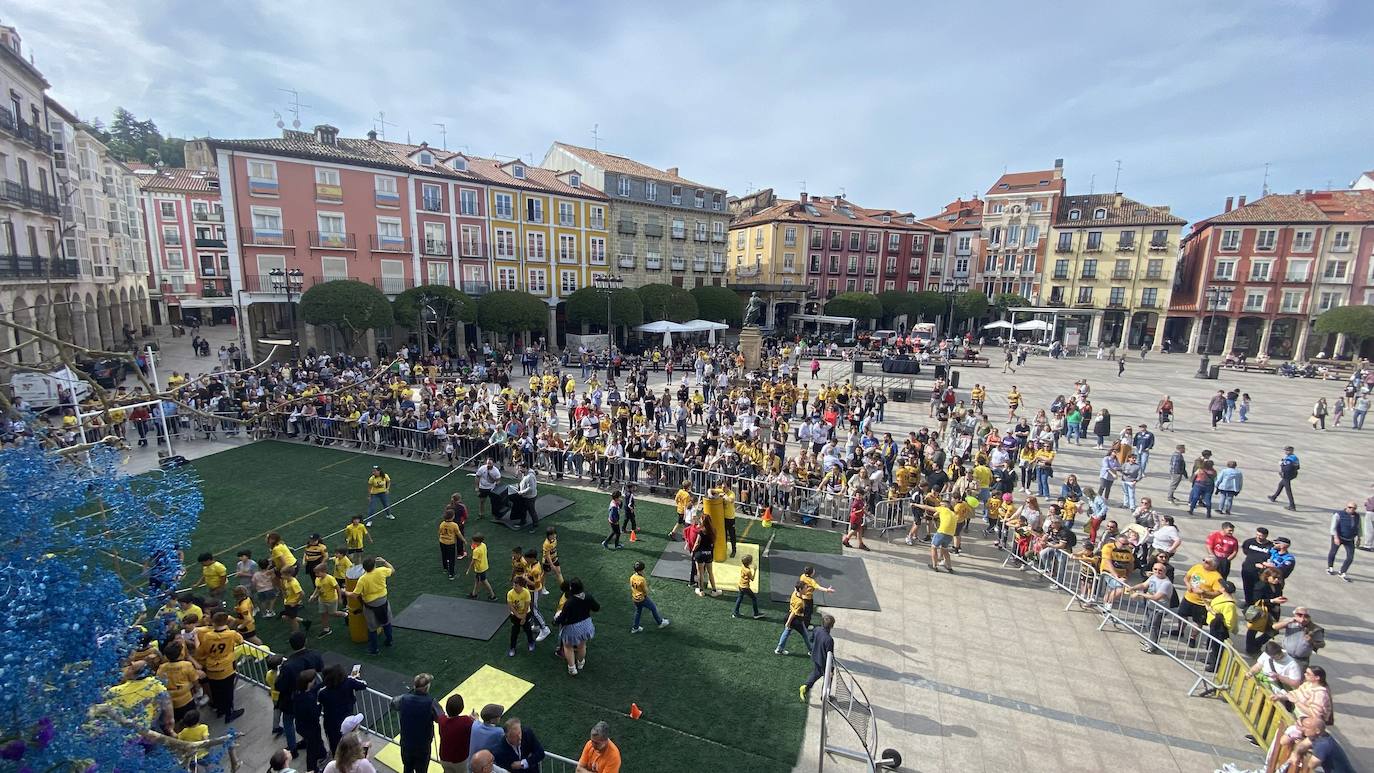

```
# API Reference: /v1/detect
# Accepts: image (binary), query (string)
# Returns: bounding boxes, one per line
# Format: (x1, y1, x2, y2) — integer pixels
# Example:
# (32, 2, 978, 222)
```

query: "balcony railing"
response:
(243, 273, 305, 293)
(0, 180, 62, 215)
(711, 262, 726, 273)
(1080, 272, 1097, 280)
(1085, 244, 1103, 253)
(373, 276, 409, 295)
(192, 210, 225, 223)
(458, 243, 488, 258)
(1145, 271, 1165, 280)
(712, 233, 727, 243)
(421, 196, 443, 213)
(734, 265, 760, 279)
(0, 108, 54, 154)
(670, 228, 687, 240)
(1055, 244, 1072, 253)
(644, 223, 663, 238)
(617, 220, 637, 235)
(1117, 243, 1136, 252)
(309, 231, 356, 250)
(1111, 270, 1131, 280)
(195, 236, 227, 248)
(423, 240, 453, 257)
(461, 281, 491, 295)
(239, 226, 296, 247)
(1148, 241, 1168, 251)
(693, 259, 708, 272)
(670, 257, 687, 271)
(692, 232, 708, 242)
(645, 257, 662, 270)
(617, 254, 636, 269)
(370, 234, 412, 253)
(0, 254, 80, 279)
(315, 183, 343, 203)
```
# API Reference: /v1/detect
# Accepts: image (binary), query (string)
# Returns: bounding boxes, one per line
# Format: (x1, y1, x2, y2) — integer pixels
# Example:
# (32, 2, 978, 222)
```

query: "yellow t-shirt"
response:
(542, 538, 558, 566)
(438, 521, 461, 545)
(270, 543, 296, 571)
(675, 488, 692, 514)
(972, 465, 993, 489)
(281, 576, 304, 606)
(471, 544, 489, 573)
(345, 523, 368, 549)
(788, 591, 806, 617)
(368, 474, 391, 495)
(1183, 563, 1223, 605)
(235, 598, 256, 631)
(798, 574, 821, 600)
(303, 543, 328, 564)
(332, 554, 353, 580)
(314, 573, 340, 603)
(935, 506, 958, 536)
(630, 573, 648, 602)
(716, 489, 737, 520)
(177, 603, 203, 623)
(201, 561, 227, 589)
(525, 561, 545, 592)
(739, 566, 754, 591)
(507, 586, 532, 617)
(354, 566, 393, 603)
(196, 628, 243, 679)
(107, 676, 166, 725)
(157, 660, 198, 708)
(178, 723, 209, 747)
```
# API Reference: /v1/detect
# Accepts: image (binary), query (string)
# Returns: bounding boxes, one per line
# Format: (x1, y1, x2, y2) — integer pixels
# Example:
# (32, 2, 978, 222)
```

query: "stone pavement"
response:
(791, 351, 1373, 772)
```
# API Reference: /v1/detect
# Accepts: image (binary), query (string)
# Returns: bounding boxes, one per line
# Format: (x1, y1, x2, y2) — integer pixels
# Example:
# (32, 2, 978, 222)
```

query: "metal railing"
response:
(0, 254, 80, 279)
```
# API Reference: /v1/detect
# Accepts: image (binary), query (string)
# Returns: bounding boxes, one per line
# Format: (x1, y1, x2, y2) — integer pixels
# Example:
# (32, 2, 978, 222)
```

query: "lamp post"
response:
(1196, 286, 1224, 377)
(593, 272, 623, 380)
(940, 278, 970, 341)
(269, 267, 305, 359)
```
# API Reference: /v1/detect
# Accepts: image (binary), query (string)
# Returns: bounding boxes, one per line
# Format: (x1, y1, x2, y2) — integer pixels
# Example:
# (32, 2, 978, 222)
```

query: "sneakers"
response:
(536, 627, 551, 642)
(904, 536, 914, 546)
(576, 659, 585, 671)
(467, 593, 478, 599)
(568, 665, 578, 675)
(319, 628, 333, 637)
(385, 514, 396, 520)
(695, 588, 705, 597)
(774, 648, 788, 655)
(1327, 567, 1336, 575)
(752, 613, 766, 620)
(1340, 572, 1351, 582)
(659, 619, 671, 628)
(508, 648, 517, 657)
(630, 626, 645, 634)
(711, 589, 723, 597)
(528, 642, 536, 653)
(799, 685, 809, 703)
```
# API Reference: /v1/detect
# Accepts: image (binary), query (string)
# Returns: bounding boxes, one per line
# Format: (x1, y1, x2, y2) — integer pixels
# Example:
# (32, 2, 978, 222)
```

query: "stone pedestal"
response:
(739, 325, 763, 371)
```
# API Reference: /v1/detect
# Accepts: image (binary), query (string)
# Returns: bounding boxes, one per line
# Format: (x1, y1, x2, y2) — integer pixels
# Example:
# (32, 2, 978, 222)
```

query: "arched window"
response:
(1068, 209, 1081, 221)
(1093, 208, 1107, 220)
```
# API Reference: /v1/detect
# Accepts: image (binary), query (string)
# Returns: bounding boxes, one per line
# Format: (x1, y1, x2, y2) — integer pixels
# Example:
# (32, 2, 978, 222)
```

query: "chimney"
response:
(800, 192, 808, 204)
(1237, 195, 1247, 208)
(314, 124, 338, 146)
(1113, 192, 1123, 208)
(666, 167, 679, 177)
(366, 129, 378, 141)
(1224, 196, 1234, 213)
(1053, 158, 1064, 180)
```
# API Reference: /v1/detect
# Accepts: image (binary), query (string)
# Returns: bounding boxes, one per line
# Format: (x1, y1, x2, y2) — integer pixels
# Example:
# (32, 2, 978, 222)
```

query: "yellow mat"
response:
(707, 542, 760, 593)
(374, 664, 534, 772)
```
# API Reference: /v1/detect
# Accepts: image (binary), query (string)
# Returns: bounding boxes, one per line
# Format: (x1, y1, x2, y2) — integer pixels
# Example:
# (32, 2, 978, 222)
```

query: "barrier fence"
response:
(233, 641, 581, 771)
(997, 536, 1296, 755)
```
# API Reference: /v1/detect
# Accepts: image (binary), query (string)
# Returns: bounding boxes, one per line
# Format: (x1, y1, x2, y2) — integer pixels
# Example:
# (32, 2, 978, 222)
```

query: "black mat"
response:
(491, 494, 575, 531)
(320, 650, 411, 701)
(391, 593, 510, 640)
(766, 550, 881, 612)
(650, 542, 694, 582)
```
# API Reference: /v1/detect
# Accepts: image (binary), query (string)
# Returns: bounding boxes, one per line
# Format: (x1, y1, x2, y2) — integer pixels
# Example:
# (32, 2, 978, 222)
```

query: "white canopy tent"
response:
(681, 319, 728, 344)
(635, 320, 681, 347)
(1013, 320, 1052, 331)
(635, 319, 731, 345)
(983, 320, 1014, 330)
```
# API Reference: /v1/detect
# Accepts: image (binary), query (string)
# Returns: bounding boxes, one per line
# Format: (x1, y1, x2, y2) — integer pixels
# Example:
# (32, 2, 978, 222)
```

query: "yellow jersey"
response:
(354, 566, 392, 603)
(270, 543, 296, 571)
(234, 598, 256, 631)
(281, 576, 304, 606)
(303, 543, 328, 564)
(201, 561, 227, 589)
(314, 573, 340, 603)
(367, 474, 390, 495)
(798, 574, 821, 600)
(157, 660, 198, 707)
(195, 628, 243, 679)
(471, 543, 489, 573)
(345, 523, 368, 549)
(332, 554, 353, 580)
(674, 488, 692, 514)
(507, 586, 532, 617)
(541, 538, 558, 565)
(739, 566, 754, 591)
(630, 573, 648, 602)
(788, 590, 806, 617)
(438, 521, 461, 545)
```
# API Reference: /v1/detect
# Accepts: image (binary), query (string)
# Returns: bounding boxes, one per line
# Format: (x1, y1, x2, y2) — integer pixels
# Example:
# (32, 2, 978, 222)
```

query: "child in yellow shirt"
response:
(629, 560, 669, 633)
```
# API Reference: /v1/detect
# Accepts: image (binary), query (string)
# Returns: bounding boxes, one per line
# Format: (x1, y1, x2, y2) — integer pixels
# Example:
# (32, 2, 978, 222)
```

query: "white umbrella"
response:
(1013, 320, 1051, 331)
(983, 320, 1014, 330)
(636, 320, 680, 333)
(663, 330, 673, 348)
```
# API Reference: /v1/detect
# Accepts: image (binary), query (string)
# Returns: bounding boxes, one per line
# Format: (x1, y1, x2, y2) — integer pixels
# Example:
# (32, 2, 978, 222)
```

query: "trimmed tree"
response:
(993, 292, 1032, 315)
(877, 290, 921, 324)
(824, 292, 884, 323)
(1314, 305, 1374, 354)
(299, 279, 395, 353)
(393, 284, 476, 349)
(565, 286, 644, 344)
(911, 290, 949, 321)
(690, 285, 744, 325)
(953, 290, 991, 324)
(477, 290, 548, 337)
(637, 283, 698, 322)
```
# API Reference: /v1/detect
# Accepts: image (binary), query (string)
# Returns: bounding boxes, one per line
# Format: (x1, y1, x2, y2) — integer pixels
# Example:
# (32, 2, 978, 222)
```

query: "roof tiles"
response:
(551, 142, 715, 190)
(1054, 193, 1186, 227)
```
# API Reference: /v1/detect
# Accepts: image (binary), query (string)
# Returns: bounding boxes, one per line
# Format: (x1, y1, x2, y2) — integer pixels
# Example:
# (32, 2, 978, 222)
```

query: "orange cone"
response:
(629, 702, 643, 720)
(761, 506, 774, 529)
(629, 530, 638, 542)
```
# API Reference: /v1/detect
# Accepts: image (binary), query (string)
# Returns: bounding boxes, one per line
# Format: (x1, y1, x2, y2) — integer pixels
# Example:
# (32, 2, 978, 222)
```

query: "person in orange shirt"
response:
(576, 720, 622, 773)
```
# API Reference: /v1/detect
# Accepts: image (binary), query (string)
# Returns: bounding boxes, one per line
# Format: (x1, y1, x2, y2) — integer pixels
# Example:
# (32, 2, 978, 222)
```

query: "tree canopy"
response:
(952, 290, 991, 321)
(1314, 305, 1374, 345)
(824, 292, 884, 321)
(690, 285, 744, 325)
(637, 283, 698, 323)
(877, 290, 947, 323)
(89, 107, 186, 167)
(393, 284, 475, 349)
(565, 286, 644, 330)
(478, 291, 548, 335)
(299, 279, 395, 353)
(992, 292, 1032, 312)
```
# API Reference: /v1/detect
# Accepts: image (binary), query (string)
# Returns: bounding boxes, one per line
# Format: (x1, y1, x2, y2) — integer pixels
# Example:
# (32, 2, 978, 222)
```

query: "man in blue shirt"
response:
(1131, 424, 1156, 474)
(391, 673, 443, 773)
(1267, 446, 1299, 511)
(801, 613, 837, 703)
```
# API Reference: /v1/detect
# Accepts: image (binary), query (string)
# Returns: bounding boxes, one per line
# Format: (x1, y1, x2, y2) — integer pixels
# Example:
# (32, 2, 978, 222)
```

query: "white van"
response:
(9, 367, 91, 410)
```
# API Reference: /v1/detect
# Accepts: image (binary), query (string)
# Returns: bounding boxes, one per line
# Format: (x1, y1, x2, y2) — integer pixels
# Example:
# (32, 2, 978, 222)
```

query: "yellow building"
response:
(727, 197, 817, 327)
(1045, 193, 1184, 349)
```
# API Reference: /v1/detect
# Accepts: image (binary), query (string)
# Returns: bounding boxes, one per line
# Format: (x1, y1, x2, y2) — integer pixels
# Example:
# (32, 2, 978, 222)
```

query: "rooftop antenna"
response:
(373, 111, 396, 140)
(797, 180, 806, 195)
(1262, 162, 1271, 196)
(1088, 174, 1096, 195)
(591, 123, 600, 151)
(839, 186, 846, 198)
(433, 123, 447, 150)
(276, 88, 309, 129)
(1113, 159, 1122, 193)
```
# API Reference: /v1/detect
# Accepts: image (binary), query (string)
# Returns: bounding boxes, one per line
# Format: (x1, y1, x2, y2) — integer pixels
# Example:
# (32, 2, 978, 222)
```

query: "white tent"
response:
(635, 321, 681, 333)
(983, 320, 1014, 330)
(1014, 320, 1052, 331)
(681, 319, 728, 344)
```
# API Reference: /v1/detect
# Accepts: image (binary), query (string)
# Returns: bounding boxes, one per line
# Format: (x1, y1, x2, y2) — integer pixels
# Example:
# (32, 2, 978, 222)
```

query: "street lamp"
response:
(593, 273, 624, 380)
(1196, 286, 1225, 377)
(940, 278, 970, 341)
(269, 267, 305, 359)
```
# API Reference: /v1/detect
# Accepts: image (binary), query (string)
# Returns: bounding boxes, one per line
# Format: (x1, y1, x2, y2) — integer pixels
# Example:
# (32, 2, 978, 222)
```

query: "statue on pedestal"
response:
(743, 291, 765, 328)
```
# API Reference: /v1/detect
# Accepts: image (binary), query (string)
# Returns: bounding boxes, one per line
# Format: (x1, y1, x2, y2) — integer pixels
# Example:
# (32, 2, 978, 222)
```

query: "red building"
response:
(1168, 190, 1374, 359)
(134, 166, 229, 325)
(798, 193, 937, 302)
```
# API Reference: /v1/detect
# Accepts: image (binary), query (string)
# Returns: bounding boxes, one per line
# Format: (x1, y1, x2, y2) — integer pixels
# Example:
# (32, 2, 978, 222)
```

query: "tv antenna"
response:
(1088, 174, 1096, 194)
(373, 111, 397, 140)
(433, 123, 447, 150)
(276, 88, 309, 129)
(591, 123, 601, 151)
(797, 180, 806, 195)
(1113, 159, 1122, 193)
(1262, 162, 1271, 196)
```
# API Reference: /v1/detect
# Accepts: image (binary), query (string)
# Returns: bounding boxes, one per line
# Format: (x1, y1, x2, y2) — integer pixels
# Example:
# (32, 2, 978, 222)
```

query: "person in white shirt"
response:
(514, 464, 539, 531)
(1149, 514, 1182, 557)
(1248, 640, 1303, 690)
(476, 459, 504, 518)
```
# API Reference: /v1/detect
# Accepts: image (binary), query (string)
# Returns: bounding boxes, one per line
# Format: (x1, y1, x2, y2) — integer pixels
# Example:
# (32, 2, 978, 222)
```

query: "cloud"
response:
(8, 0, 1372, 224)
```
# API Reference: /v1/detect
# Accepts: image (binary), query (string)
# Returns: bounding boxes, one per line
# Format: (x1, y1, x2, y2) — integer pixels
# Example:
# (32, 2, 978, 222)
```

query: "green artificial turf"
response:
(180, 441, 842, 773)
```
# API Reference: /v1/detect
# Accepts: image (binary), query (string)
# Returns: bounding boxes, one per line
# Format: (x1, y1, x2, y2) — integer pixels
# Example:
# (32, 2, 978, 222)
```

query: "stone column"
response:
(1257, 318, 1274, 357)
(1150, 314, 1168, 352)
(1221, 318, 1238, 357)
(1086, 315, 1102, 348)
(546, 302, 560, 354)
(1294, 321, 1311, 360)
(1335, 333, 1347, 358)
(1187, 318, 1204, 354)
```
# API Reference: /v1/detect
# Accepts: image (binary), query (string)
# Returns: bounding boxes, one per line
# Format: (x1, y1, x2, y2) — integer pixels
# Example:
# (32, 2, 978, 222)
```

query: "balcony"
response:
(1085, 244, 1103, 253)
(458, 243, 489, 258)
(712, 233, 727, 243)
(866, 242, 878, 252)
(461, 281, 491, 295)
(692, 232, 708, 242)
(617, 254, 637, 270)
(373, 276, 410, 295)
(710, 261, 726, 273)
(193, 209, 225, 223)
(590, 218, 605, 230)
(1116, 243, 1136, 252)
(617, 220, 637, 235)
(309, 231, 356, 250)
(884, 268, 898, 277)
(643, 223, 663, 238)
(734, 265, 761, 279)
(1080, 272, 1097, 280)
(0, 254, 80, 280)
(195, 236, 227, 248)
(242, 273, 298, 293)
(1145, 271, 1165, 281)
(1148, 241, 1168, 251)
(423, 240, 453, 257)
(670, 228, 687, 240)
(0, 180, 62, 215)
(645, 256, 663, 270)
(239, 226, 296, 247)
(370, 234, 412, 253)
(1107, 301, 1127, 309)
(315, 183, 343, 203)
(1046, 298, 1067, 307)
(375, 190, 401, 208)
(1055, 244, 1072, 253)
(693, 259, 708, 272)
(0, 108, 54, 154)
(846, 265, 859, 276)
(670, 257, 687, 271)
(1111, 270, 1132, 280)
(310, 275, 359, 287)
(421, 196, 443, 213)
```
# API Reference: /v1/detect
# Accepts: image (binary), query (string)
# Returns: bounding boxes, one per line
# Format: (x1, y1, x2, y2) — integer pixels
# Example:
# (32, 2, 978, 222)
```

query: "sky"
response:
(10, 0, 1374, 225)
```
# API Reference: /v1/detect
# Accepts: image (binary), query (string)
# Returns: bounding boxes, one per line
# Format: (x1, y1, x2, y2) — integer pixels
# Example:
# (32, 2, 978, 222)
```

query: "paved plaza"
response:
(110, 332, 1372, 772)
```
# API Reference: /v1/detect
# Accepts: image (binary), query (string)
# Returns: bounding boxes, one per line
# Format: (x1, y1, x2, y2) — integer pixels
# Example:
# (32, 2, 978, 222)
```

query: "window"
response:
(1249, 260, 1272, 281)
(712, 221, 725, 240)
(990, 203, 1004, 214)
(1024, 224, 1039, 244)
(166, 249, 184, 270)
(1007, 224, 1021, 246)
(589, 237, 606, 264)
(1285, 259, 1311, 282)
(1332, 230, 1352, 251)
(829, 231, 842, 250)
(671, 186, 682, 205)
(1214, 259, 1236, 280)
(1053, 259, 1069, 279)
(376, 217, 403, 249)
(1030, 200, 1043, 212)
(1086, 232, 1102, 251)
(712, 193, 723, 211)
(568, 173, 580, 188)
(846, 278, 857, 292)
(495, 228, 516, 258)
(161, 225, 181, 246)
(1220, 229, 1240, 250)
(1146, 258, 1164, 279)
(526, 198, 543, 223)
(885, 256, 897, 274)
(988, 226, 1002, 245)
(315, 167, 340, 187)
(591, 207, 605, 229)
(735, 231, 745, 250)
(159, 201, 176, 220)
(427, 261, 450, 286)
(784, 252, 796, 271)
(1021, 254, 1034, 272)
(866, 256, 878, 274)
(527, 269, 547, 294)
(317, 212, 346, 241)
(954, 257, 969, 275)
(418, 152, 434, 167)
(932, 237, 945, 254)
(374, 175, 399, 205)
(560, 270, 578, 294)
(888, 233, 900, 251)
(1056, 232, 1072, 252)
(379, 259, 406, 293)
(321, 255, 349, 281)
(497, 267, 518, 290)
(884, 280, 895, 291)
(1118, 230, 1135, 249)
(1322, 259, 1348, 280)
(168, 275, 186, 293)
(1109, 287, 1126, 306)
(828, 255, 839, 273)
(695, 222, 708, 241)
(646, 181, 657, 201)
(1318, 291, 1342, 311)
(906, 280, 917, 292)
(866, 232, 879, 252)
(421, 183, 443, 212)
(848, 232, 860, 251)
(527, 232, 546, 261)
(617, 176, 631, 197)
(673, 219, 687, 239)
(424, 222, 448, 255)
(1093, 208, 1107, 220)
(694, 190, 705, 208)
(1255, 229, 1276, 251)
(646, 250, 662, 270)
(1113, 259, 1131, 278)
(494, 193, 514, 219)
(1081, 258, 1098, 278)
(1141, 288, 1158, 307)
(956, 236, 971, 254)
(1244, 291, 1266, 311)
(1068, 209, 1081, 221)
(913, 234, 925, 253)
(782, 226, 797, 247)
(559, 234, 577, 263)
(1150, 229, 1168, 247)
(559, 202, 574, 226)
(847, 255, 859, 274)
(1292, 230, 1314, 251)
(1280, 290, 1305, 313)
(511, 164, 525, 179)
(461, 225, 482, 256)
(1003, 253, 1016, 272)
(250, 206, 283, 239)
(1077, 287, 1093, 304)
(460, 189, 478, 216)
(247, 160, 277, 195)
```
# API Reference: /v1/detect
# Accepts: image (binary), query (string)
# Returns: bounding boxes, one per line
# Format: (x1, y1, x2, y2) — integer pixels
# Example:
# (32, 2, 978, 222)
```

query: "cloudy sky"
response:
(10, 0, 1373, 224)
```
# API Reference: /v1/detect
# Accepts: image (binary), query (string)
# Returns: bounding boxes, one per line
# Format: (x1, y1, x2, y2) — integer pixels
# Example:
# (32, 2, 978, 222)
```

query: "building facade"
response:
(1167, 191, 1374, 359)
(541, 142, 728, 289)
(134, 166, 227, 326)
(921, 198, 979, 291)
(979, 162, 1064, 304)
(1046, 192, 1184, 349)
